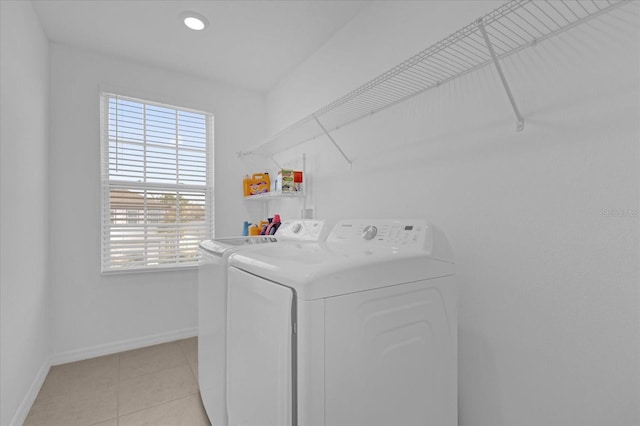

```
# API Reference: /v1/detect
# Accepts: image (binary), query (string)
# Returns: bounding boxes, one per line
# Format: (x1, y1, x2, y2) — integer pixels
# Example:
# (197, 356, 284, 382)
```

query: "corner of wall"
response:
(7, 360, 50, 426)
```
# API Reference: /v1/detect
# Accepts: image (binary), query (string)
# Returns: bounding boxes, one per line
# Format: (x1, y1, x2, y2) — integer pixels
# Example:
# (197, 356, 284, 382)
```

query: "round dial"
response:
(362, 225, 378, 240)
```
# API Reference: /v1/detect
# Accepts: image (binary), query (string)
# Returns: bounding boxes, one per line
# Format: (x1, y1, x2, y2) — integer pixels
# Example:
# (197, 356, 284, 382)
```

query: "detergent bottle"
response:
(243, 175, 251, 196)
(260, 218, 272, 235)
(248, 224, 261, 236)
(247, 173, 271, 195)
(268, 214, 282, 235)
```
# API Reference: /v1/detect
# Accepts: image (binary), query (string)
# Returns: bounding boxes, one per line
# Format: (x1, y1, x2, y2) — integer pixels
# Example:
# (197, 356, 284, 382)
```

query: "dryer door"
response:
(227, 267, 295, 426)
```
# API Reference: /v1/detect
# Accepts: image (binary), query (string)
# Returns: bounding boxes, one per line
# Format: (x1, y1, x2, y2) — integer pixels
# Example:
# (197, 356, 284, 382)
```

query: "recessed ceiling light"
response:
(182, 12, 208, 31)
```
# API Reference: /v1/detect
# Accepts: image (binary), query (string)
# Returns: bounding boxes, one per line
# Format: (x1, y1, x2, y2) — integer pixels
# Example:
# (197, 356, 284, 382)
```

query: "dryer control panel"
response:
(327, 219, 429, 248)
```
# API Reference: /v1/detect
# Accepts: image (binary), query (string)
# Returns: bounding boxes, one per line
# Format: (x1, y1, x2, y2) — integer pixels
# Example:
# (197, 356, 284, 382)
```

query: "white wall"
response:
(48, 44, 264, 359)
(265, 2, 639, 426)
(0, 1, 51, 425)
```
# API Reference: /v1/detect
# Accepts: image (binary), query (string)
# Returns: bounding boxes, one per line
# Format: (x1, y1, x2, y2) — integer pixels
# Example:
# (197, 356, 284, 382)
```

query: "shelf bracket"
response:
(312, 115, 353, 167)
(270, 156, 282, 169)
(477, 18, 525, 132)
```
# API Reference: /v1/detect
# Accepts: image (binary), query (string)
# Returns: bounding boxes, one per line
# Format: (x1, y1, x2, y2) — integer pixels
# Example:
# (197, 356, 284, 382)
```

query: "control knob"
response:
(362, 225, 378, 240)
(291, 223, 302, 233)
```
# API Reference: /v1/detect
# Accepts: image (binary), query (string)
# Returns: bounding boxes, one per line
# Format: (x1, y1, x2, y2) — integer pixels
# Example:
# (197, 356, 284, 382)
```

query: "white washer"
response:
(198, 220, 329, 426)
(226, 219, 457, 426)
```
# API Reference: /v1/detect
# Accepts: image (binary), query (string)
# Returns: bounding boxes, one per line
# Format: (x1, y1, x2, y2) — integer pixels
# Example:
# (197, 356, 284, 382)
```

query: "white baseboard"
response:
(49, 327, 198, 366)
(10, 358, 50, 426)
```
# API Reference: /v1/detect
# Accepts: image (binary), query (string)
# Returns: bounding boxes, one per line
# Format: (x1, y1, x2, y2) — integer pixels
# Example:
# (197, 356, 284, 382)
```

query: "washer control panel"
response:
(277, 220, 327, 241)
(361, 225, 378, 240)
(328, 219, 429, 247)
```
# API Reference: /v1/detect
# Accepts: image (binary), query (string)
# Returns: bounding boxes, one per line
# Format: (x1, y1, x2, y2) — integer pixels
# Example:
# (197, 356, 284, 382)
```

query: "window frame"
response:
(99, 91, 214, 274)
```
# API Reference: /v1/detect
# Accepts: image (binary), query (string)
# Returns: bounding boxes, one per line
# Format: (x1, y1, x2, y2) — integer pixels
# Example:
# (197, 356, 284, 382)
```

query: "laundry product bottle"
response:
(260, 218, 273, 235)
(264, 216, 279, 235)
(268, 214, 282, 235)
(247, 173, 270, 195)
(257, 220, 269, 235)
(243, 175, 251, 196)
(242, 221, 250, 236)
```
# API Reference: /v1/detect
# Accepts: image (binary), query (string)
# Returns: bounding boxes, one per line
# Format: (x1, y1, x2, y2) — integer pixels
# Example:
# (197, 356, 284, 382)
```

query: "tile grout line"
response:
(178, 339, 198, 381)
(117, 392, 201, 421)
(117, 341, 194, 386)
(116, 340, 200, 421)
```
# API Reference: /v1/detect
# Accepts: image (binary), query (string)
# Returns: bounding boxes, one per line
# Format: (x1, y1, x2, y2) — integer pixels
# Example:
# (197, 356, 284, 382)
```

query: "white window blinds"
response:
(100, 92, 213, 273)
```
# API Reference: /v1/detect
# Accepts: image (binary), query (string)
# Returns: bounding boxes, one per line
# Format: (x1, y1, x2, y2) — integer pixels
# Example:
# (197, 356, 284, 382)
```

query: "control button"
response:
(362, 225, 378, 240)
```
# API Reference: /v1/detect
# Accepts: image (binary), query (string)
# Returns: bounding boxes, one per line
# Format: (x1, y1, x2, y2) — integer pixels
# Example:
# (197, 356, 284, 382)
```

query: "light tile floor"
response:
(24, 338, 211, 426)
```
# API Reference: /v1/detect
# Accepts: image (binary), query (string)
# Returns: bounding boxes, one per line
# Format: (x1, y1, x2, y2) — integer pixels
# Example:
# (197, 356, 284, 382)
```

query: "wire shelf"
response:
(238, 0, 628, 162)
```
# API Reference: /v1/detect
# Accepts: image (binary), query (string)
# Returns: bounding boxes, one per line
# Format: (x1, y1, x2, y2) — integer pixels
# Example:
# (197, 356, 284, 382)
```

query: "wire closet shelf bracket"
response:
(237, 0, 627, 165)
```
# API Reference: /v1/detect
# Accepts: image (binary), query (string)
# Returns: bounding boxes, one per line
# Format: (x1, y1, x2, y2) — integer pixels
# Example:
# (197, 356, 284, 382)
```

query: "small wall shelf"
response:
(244, 191, 307, 221)
(237, 0, 626, 163)
(244, 192, 305, 201)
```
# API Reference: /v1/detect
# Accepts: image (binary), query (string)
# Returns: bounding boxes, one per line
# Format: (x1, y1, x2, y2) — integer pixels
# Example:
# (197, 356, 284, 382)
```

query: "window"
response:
(100, 92, 213, 272)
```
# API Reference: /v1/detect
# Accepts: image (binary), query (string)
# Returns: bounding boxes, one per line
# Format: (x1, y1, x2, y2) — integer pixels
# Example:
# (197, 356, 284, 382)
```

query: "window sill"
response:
(101, 263, 199, 275)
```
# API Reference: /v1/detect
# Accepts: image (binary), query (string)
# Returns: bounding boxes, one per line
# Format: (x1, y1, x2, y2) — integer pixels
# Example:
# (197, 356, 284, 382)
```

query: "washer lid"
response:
(228, 241, 454, 300)
(200, 236, 278, 256)
(199, 219, 330, 256)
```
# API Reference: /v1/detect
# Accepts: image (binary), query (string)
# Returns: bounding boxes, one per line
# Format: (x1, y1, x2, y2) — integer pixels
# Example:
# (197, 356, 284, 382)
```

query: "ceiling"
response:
(31, 0, 370, 93)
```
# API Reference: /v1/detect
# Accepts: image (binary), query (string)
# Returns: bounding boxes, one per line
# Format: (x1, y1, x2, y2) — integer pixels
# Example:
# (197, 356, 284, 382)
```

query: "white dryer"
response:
(226, 219, 457, 426)
(198, 220, 329, 426)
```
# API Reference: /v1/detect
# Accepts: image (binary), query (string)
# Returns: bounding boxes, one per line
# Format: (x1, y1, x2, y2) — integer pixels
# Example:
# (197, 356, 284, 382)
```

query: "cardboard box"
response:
(276, 170, 303, 192)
